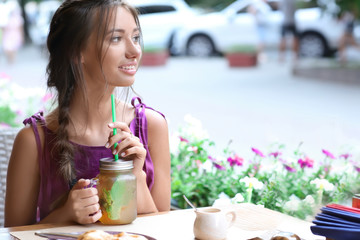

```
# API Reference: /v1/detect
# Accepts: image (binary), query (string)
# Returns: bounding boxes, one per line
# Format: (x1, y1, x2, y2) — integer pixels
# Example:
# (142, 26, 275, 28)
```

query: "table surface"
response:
(1, 203, 325, 240)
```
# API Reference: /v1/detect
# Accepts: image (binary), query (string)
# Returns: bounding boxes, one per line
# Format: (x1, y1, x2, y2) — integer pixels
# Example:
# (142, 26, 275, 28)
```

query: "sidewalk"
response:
(293, 57, 360, 85)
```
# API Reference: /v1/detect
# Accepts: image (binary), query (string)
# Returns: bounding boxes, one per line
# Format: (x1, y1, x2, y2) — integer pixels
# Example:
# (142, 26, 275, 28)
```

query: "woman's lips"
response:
(119, 64, 137, 75)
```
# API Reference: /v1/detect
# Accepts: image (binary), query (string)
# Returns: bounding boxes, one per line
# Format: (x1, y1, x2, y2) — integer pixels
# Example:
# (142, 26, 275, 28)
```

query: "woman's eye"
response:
(132, 35, 141, 43)
(111, 36, 121, 42)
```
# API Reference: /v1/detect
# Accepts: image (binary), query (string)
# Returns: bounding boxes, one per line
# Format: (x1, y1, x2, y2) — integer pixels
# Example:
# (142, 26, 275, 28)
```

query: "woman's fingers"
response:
(72, 179, 90, 190)
(80, 193, 99, 207)
(75, 205, 101, 224)
(105, 122, 132, 148)
(119, 144, 146, 158)
(113, 134, 144, 156)
(108, 122, 131, 133)
(82, 209, 102, 224)
(71, 186, 98, 199)
(67, 179, 101, 224)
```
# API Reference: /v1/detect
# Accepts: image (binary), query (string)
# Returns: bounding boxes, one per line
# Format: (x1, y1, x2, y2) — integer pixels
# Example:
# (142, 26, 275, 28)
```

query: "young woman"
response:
(5, 0, 171, 227)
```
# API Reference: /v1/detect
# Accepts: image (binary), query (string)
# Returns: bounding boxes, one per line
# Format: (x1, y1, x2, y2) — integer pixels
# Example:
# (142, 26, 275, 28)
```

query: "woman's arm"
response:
(5, 126, 101, 226)
(146, 109, 171, 212)
(4, 127, 41, 227)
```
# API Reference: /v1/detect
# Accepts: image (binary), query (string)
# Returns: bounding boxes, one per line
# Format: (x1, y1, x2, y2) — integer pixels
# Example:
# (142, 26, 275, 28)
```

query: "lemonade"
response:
(97, 158, 137, 224)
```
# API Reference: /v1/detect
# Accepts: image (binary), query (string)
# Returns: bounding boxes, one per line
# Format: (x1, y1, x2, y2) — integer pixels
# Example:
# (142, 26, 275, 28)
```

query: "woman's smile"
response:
(119, 62, 137, 75)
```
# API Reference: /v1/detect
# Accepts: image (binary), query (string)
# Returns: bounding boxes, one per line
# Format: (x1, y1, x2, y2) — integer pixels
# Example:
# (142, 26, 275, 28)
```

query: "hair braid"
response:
(55, 75, 76, 182)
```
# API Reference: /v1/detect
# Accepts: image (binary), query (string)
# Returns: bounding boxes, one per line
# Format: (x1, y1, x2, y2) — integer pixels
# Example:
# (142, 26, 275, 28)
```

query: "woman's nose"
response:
(125, 40, 141, 59)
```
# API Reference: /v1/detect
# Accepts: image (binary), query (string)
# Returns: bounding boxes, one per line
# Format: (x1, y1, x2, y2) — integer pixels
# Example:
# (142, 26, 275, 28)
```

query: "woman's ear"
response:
(81, 54, 85, 64)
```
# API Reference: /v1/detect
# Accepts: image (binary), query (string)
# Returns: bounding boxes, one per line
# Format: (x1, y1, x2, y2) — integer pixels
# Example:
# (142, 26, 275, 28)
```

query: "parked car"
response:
(132, 0, 198, 54)
(171, 0, 350, 57)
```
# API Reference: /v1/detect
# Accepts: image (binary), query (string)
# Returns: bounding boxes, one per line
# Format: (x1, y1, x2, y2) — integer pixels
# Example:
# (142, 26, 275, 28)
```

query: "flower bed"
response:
(0, 73, 52, 128)
(225, 44, 257, 67)
(140, 46, 169, 66)
(171, 115, 360, 220)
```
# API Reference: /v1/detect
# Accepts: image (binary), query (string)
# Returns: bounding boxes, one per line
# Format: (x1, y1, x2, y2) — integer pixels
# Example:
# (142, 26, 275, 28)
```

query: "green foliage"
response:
(171, 116, 360, 220)
(143, 45, 167, 53)
(0, 76, 53, 128)
(0, 106, 17, 127)
(225, 44, 257, 54)
(185, 0, 235, 11)
(336, 0, 360, 17)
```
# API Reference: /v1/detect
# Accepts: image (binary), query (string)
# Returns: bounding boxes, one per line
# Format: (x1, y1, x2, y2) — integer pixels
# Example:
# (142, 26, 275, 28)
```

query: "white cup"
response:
(193, 207, 236, 240)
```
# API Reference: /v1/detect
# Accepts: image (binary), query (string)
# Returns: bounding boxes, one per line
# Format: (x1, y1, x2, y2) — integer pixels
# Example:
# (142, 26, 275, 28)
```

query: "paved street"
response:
(1, 44, 360, 160)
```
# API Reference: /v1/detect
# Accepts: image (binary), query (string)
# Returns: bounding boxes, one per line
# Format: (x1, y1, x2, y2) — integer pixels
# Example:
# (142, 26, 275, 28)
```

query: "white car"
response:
(172, 0, 348, 57)
(132, 0, 198, 53)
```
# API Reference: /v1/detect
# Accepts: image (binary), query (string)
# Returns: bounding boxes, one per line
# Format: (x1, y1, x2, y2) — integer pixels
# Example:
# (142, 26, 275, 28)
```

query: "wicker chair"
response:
(0, 128, 19, 227)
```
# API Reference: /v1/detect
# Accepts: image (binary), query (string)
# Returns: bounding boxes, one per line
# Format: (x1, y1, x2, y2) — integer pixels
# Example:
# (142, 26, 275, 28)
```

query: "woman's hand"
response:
(106, 122, 147, 176)
(63, 179, 102, 224)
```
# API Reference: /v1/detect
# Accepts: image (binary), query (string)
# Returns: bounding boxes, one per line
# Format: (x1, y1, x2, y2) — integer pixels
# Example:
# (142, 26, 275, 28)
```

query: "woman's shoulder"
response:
(16, 126, 39, 143)
(21, 110, 57, 148)
(145, 108, 168, 136)
(18, 119, 47, 143)
(11, 126, 41, 162)
(145, 108, 166, 125)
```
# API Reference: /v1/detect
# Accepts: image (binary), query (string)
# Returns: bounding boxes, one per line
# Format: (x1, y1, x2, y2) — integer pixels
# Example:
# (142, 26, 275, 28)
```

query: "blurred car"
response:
(172, 0, 348, 57)
(133, 0, 198, 54)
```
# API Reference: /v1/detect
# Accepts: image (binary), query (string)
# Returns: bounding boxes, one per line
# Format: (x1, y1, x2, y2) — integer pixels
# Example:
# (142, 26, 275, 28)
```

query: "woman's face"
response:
(81, 6, 142, 89)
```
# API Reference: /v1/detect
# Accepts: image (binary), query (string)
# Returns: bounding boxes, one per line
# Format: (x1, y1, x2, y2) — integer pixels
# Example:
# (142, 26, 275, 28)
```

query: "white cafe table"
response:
(2, 203, 325, 240)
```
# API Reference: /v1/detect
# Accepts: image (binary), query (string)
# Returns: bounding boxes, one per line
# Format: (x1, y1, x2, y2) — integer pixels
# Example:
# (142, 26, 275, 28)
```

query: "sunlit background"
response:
(1, 0, 360, 161)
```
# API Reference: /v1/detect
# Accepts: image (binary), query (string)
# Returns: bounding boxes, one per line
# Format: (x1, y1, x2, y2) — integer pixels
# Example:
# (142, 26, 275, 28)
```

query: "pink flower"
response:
(195, 160, 202, 168)
(227, 154, 244, 167)
(42, 93, 53, 102)
(251, 147, 265, 157)
(0, 123, 11, 128)
(339, 153, 351, 160)
(208, 155, 216, 162)
(298, 156, 314, 169)
(188, 146, 198, 154)
(283, 163, 297, 173)
(208, 155, 226, 171)
(322, 149, 335, 159)
(278, 158, 286, 164)
(253, 164, 261, 171)
(0, 72, 10, 79)
(350, 160, 360, 172)
(214, 163, 226, 171)
(179, 136, 189, 143)
(324, 166, 331, 173)
(269, 152, 281, 158)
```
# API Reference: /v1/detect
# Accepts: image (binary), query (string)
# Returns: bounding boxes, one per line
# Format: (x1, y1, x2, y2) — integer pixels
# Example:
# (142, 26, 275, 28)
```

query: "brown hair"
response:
(46, 0, 141, 183)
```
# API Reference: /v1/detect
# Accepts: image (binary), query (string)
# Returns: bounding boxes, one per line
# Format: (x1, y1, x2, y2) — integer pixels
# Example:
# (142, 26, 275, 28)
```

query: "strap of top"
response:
(23, 111, 46, 161)
(130, 96, 165, 190)
(131, 97, 165, 119)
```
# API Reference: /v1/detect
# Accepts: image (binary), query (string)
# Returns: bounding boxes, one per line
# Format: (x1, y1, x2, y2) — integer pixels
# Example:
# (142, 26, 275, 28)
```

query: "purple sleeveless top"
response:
(23, 97, 164, 221)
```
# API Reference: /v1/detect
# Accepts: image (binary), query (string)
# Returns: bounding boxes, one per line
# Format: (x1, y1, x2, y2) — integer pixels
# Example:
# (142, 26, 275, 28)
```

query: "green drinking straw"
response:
(111, 94, 119, 161)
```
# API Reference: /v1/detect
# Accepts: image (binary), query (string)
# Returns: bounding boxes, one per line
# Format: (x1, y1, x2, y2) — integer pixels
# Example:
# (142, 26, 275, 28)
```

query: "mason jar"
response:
(97, 157, 137, 224)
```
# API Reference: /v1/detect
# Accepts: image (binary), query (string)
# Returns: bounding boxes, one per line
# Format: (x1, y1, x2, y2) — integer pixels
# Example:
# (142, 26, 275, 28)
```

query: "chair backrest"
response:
(0, 128, 19, 227)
